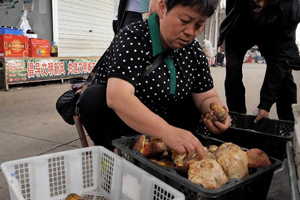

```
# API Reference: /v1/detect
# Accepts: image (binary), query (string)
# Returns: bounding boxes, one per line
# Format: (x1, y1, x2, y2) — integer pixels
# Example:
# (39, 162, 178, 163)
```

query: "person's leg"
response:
(77, 84, 138, 150)
(276, 71, 297, 121)
(121, 11, 143, 28)
(224, 35, 251, 113)
(112, 20, 118, 35)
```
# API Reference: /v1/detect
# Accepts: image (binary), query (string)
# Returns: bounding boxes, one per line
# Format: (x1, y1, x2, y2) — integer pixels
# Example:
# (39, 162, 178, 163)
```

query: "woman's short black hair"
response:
(165, 0, 219, 18)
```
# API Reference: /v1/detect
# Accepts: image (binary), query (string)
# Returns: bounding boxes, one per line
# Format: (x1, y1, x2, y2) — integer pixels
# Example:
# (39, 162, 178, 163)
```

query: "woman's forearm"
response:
(192, 88, 223, 114)
(106, 78, 208, 158)
(107, 78, 171, 138)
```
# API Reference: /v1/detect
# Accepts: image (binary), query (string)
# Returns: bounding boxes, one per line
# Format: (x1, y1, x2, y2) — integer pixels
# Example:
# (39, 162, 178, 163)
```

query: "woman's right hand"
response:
(160, 127, 206, 159)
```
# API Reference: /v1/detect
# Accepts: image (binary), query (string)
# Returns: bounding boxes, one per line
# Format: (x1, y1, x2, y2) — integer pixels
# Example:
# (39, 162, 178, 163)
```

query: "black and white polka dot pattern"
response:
(94, 20, 213, 117)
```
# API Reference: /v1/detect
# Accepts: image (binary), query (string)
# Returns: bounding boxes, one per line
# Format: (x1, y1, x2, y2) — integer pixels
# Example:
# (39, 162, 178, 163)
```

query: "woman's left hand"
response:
(203, 108, 231, 134)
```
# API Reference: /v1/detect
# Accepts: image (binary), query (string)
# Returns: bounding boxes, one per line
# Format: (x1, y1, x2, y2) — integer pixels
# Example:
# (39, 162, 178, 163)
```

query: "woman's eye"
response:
(195, 24, 202, 30)
(180, 19, 189, 24)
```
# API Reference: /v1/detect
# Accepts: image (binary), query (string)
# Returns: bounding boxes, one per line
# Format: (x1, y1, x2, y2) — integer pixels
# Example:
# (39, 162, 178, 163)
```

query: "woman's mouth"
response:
(179, 38, 189, 45)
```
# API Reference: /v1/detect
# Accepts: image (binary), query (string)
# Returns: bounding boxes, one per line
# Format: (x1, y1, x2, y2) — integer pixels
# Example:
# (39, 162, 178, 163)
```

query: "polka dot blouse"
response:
(94, 19, 214, 117)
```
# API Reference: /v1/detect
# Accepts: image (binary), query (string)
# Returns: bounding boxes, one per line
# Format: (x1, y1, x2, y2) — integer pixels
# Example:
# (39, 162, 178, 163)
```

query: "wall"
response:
(197, 7, 226, 52)
(55, 0, 114, 57)
(0, 0, 53, 42)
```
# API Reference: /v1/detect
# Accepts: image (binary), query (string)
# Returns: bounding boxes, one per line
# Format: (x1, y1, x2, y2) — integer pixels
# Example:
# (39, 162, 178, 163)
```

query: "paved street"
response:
(0, 63, 299, 199)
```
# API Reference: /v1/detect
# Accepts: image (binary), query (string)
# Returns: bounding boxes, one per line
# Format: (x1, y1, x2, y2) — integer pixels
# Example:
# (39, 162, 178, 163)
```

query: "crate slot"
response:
(14, 163, 31, 200)
(82, 151, 94, 189)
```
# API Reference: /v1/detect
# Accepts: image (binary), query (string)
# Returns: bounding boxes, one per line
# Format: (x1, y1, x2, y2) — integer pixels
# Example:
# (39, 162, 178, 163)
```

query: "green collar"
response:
(148, 13, 178, 56)
(148, 12, 163, 56)
(148, 13, 177, 95)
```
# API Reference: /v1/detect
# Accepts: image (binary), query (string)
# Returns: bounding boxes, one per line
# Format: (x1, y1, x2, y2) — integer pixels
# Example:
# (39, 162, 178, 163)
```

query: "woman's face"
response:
(158, 2, 207, 50)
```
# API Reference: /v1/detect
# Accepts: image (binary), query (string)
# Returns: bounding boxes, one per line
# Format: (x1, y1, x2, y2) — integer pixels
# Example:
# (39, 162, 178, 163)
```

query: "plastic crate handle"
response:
(7, 176, 26, 200)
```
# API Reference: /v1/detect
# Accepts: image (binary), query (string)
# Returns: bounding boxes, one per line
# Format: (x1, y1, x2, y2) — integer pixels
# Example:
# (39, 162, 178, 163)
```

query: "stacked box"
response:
(292, 104, 300, 182)
(293, 124, 300, 183)
(0, 34, 29, 57)
(286, 141, 300, 200)
(28, 38, 50, 57)
(0, 64, 3, 90)
(0, 27, 23, 35)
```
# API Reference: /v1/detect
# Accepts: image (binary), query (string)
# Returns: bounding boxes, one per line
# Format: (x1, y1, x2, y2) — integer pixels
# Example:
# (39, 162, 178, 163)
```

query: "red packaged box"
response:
(0, 34, 29, 57)
(29, 38, 50, 57)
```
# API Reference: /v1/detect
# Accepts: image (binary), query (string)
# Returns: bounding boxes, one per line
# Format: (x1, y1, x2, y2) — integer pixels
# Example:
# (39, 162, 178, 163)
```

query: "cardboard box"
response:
(24, 33, 38, 39)
(0, 34, 29, 57)
(0, 27, 23, 35)
(29, 38, 50, 57)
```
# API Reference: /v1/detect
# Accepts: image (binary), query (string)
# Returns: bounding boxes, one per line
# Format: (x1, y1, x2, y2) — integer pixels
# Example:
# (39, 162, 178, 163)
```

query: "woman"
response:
(78, 0, 231, 159)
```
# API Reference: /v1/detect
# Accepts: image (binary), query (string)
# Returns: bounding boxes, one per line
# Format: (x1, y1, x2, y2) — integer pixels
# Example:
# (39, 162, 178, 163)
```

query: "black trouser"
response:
(225, 33, 254, 114)
(271, 69, 297, 121)
(225, 33, 297, 121)
(112, 20, 118, 35)
(121, 11, 143, 29)
(112, 11, 143, 35)
(258, 60, 297, 121)
(77, 85, 201, 150)
(77, 84, 139, 151)
(114, 11, 143, 35)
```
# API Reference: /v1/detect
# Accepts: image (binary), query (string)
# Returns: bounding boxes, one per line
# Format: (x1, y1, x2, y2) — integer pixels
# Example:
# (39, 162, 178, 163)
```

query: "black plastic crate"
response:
(196, 112, 294, 160)
(113, 134, 281, 200)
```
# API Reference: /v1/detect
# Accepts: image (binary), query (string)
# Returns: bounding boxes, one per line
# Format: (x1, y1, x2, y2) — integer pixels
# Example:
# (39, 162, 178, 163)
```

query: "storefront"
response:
(0, 0, 114, 90)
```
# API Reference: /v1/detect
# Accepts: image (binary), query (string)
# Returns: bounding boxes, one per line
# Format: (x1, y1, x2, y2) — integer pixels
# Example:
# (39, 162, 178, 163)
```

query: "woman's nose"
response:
(183, 25, 194, 36)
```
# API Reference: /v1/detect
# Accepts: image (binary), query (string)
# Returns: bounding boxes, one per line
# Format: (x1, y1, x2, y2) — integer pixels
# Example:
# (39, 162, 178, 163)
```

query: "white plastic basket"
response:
(1, 146, 185, 200)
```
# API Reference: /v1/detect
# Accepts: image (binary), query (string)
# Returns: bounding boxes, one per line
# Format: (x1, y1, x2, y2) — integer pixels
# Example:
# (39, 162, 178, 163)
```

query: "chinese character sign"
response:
(5, 58, 98, 83)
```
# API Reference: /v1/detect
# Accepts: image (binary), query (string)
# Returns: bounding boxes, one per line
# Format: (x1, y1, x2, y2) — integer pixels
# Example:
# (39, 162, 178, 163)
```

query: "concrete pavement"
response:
(0, 63, 299, 199)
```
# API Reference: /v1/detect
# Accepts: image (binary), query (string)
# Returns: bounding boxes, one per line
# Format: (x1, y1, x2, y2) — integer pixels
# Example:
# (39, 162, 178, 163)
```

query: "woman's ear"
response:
(199, 25, 205, 34)
(157, 0, 167, 19)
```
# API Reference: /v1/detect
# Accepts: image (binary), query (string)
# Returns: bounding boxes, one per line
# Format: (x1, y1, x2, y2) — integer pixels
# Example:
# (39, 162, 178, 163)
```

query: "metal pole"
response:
(214, 3, 220, 52)
(208, 17, 213, 42)
(74, 115, 89, 147)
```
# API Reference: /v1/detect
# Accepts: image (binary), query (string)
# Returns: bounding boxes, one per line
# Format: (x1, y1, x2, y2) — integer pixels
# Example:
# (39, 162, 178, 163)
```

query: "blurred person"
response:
(113, 0, 151, 35)
(218, 0, 300, 122)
